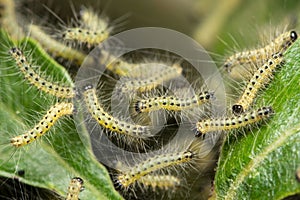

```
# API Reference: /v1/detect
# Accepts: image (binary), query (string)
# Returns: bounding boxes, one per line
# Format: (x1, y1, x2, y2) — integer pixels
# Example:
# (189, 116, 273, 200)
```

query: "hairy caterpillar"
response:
(62, 27, 110, 47)
(232, 53, 283, 115)
(28, 24, 86, 65)
(100, 50, 184, 79)
(10, 102, 73, 147)
(117, 62, 183, 95)
(9, 47, 75, 98)
(196, 106, 274, 137)
(82, 85, 154, 140)
(116, 151, 193, 188)
(115, 138, 202, 189)
(0, 1, 220, 200)
(66, 177, 84, 200)
(60, 6, 111, 48)
(134, 91, 214, 113)
(224, 30, 298, 73)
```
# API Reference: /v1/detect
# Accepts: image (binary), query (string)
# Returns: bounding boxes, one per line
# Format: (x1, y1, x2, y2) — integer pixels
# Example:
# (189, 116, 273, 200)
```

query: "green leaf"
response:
(0, 30, 123, 200)
(215, 40, 300, 199)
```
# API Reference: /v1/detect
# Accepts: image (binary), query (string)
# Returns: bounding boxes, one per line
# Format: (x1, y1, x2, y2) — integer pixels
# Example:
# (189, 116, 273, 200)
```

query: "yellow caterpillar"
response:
(28, 24, 86, 65)
(224, 30, 297, 74)
(232, 53, 283, 115)
(134, 91, 214, 113)
(10, 102, 73, 147)
(9, 47, 75, 98)
(62, 27, 110, 47)
(83, 85, 154, 140)
(196, 106, 274, 137)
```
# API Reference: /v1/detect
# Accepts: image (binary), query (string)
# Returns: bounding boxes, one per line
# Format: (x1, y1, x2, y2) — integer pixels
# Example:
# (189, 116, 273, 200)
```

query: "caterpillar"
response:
(62, 27, 110, 47)
(82, 85, 154, 140)
(28, 24, 86, 65)
(195, 106, 274, 137)
(134, 91, 214, 113)
(66, 177, 84, 200)
(114, 138, 203, 189)
(117, 63, 183, 95)
(116, 151, 193, 188)
(232, 53, 283, 115)
(100, 50, 183, 79)
(60, 7, 110, 48)
(10, 102, 73, 147)
(224, 30, 298, 73)
(9, 47, 75, 98)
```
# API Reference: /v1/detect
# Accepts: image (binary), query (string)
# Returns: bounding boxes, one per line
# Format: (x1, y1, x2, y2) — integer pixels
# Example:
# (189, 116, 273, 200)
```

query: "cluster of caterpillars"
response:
(0, 0, 298, 199)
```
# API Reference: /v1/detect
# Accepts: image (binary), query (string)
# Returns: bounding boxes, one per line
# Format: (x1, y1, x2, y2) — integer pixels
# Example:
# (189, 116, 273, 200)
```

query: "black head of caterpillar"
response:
(232, 104, 244, 115)
(290, 31, 298, 41)
(281, 30, 298, 50)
